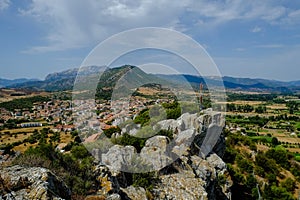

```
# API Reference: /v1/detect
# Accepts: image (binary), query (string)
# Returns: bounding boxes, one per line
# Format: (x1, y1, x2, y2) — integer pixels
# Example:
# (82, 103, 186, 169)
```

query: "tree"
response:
(103, 126, 121, 138)
(227, 103, 236, 112)
(271, 137, 279, 146)
(255, 105, 267, 113)
(286, 101, 299, 114)
(281, 178, 296, 193)
(265, 147, 289, 169)
(71, 145, 90, 160)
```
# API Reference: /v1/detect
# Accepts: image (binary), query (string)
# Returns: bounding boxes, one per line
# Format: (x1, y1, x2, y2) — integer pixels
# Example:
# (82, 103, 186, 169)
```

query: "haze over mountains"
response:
(0, 78, 39, 88)
(2, 65, 300, 93)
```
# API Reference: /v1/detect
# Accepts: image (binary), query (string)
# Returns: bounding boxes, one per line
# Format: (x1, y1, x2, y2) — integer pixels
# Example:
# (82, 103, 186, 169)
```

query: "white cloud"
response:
(0, 0, 10, 11)
(251, 26, 262, 33)
(280, 9, 300, 25)
(20, 0, 300, 53)
(186, 1, 286, 24)
(235, 48, 245, 52)
(20, 0, 190, 53)
(255, 44, 284, 49)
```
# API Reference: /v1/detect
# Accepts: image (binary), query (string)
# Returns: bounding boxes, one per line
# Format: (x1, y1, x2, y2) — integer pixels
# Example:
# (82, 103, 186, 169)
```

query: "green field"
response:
(250, 136, 273, 143)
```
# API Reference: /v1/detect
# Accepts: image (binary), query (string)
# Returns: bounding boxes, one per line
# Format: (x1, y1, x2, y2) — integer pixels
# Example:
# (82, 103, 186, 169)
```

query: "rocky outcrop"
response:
(95, 110, 231, 200)
(0, 165, 71, 200)
(101, 109, 225, 171)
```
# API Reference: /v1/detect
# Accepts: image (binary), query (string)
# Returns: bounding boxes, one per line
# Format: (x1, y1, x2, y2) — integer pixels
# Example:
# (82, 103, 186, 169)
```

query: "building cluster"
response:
(0, 97, 171, 136)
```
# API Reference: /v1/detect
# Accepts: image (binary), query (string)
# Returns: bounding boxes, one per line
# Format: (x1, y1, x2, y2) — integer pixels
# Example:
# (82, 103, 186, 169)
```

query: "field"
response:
(226, 93, 300, 156)
(0, 89, 49, 103)
(0, 126, 73, 153)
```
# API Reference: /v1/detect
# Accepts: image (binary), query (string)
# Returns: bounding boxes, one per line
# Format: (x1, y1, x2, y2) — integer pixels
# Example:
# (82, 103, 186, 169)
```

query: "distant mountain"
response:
(7, 66, 104, 91)
(0, 78, 39, 88)
(4, 66, 300, 94)
(156, 74, 298, 93)
(288, 80, 300, 86)
(45, 68, 79, 82)
(6, 65, 168, 98)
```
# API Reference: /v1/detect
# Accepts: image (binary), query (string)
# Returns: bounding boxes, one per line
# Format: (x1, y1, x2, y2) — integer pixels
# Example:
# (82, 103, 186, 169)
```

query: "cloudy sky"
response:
(1, 0, 300, 81)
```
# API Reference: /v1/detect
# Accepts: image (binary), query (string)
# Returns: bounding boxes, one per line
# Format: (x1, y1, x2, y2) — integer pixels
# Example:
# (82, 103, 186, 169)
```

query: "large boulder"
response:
(121, 186, 147, 200)
(172, 128, 196, 156)
(140, 136, 173, 171)
(0, 165, 71, 200)
(178, 113, 198, 130)
(93, 165, 120, 195)
(153, 170, 208, 200)
(155, 119, 183, 133)
(101, 145, 137, 171)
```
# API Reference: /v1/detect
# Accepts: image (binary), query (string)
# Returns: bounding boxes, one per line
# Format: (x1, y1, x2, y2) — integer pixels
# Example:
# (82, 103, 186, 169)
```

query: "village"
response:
(0, 93, 173, 160)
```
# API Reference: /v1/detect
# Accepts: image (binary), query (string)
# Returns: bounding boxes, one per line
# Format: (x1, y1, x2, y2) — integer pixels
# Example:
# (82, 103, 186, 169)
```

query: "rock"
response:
(153, 152, 231, 200)
(190, 155, 216, 184)
(189, 153, 232, 200)
(102, 145, 137, 171)
(206, 153, 226, 171)
(140, 136, 173, 171)
(106, 193, 121, 200)
(97, 110, 231, 199)
(155, 119, 183, 133)
(178, 113, 198, 130)
(172, 129, 196, 156)
(94, 165, 120, 195)
(0, 165, 71, 200)
(121, 186, 147, 200)
(144, 135, 168, 149)
(199, 124, 223, 158)
(121, 123, 140, 136)
(212, 135, 226, 157)
(153, 170, 208, 200)
(84, 195, 106, 200)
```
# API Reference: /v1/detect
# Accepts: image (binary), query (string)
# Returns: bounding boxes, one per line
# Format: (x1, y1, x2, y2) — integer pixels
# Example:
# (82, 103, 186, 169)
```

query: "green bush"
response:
(103, 126, 121, 138)
(13, 143, 96, 196)
(132, 172, 158, 190)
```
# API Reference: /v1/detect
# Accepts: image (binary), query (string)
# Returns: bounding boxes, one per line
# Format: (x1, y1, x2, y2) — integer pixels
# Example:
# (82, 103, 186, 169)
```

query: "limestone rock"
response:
(155, 119, 183, 133)
(94, 165, 120, 195)
(153, 170, 208, 200)
(172, 128, 196, 156)
(178, 113, 198, 130)
(0, 165, 71, 200)
(97, 110, 231, 199)
(106, 193, 121, 200)
(140, 136, 173, 171)
(101, 145, 137, 171)
(206, 153, 227, 171)
(121, 186, 147, 200)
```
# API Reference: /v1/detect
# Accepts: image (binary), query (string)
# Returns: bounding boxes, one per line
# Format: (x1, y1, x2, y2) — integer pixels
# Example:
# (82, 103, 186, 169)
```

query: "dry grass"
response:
(46, 132, 73, 146)
(286, 148, 300, 153)
(267, 104, 287, 110)
(0, 133, 33, 144)
(59, 132, 73, 143)
(230, 100, 263, 105)
(0, 89, 49, 103)
(276, 136, 300, 144)
(256, 144, 270, 152)
(278, 169, 300, 199)
(13, 143, 36, 153)
(0, 126, 52, 134)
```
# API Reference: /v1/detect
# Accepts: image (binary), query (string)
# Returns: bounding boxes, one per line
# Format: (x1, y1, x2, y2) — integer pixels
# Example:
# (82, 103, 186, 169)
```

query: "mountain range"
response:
(2, 65, 300, 93)
(0, 78, 39, 88)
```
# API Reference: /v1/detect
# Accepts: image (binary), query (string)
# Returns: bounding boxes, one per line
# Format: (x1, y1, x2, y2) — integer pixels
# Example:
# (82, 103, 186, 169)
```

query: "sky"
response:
(1, 0, 300, 81)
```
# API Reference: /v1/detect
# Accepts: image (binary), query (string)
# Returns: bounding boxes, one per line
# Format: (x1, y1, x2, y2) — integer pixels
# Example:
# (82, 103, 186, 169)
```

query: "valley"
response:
(0, 66, 300, 199)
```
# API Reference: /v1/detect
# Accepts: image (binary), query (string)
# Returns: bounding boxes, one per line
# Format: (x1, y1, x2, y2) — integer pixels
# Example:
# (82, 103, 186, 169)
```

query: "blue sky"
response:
(1, 0, 300, 81)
